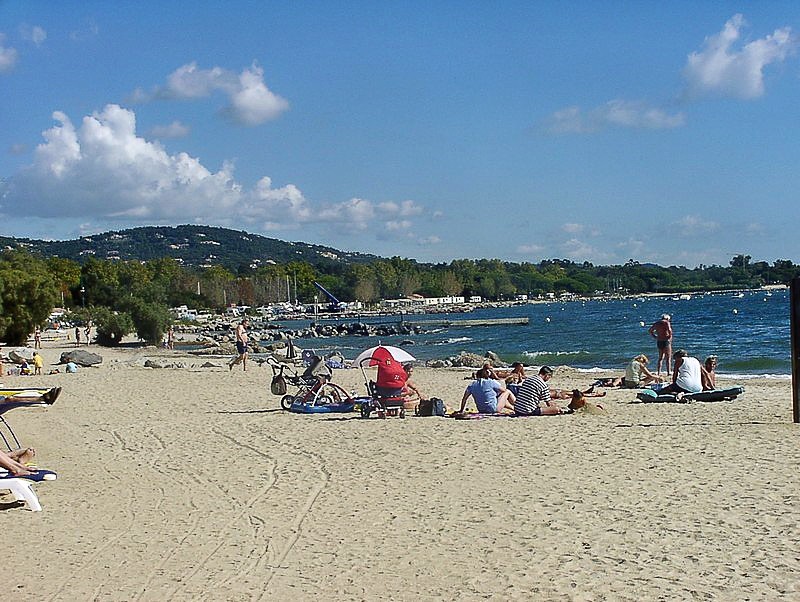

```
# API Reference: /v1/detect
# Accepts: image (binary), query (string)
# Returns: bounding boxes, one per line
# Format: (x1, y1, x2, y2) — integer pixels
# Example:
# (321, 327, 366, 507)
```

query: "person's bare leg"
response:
(497, 390, 515, 414)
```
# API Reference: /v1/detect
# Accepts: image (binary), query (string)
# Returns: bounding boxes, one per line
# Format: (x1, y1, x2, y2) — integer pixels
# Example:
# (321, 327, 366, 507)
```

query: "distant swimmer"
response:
(648, 314, 673, 375)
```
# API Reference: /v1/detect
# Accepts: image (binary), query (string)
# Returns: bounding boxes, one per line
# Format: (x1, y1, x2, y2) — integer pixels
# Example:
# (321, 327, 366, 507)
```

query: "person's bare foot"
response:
(18, 447, 36, 465)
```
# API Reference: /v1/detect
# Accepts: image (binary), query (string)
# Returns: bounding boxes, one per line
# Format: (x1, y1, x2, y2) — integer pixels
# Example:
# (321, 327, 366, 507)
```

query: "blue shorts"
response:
(657, 340, 670, 350)
(236, 342, 248, 355)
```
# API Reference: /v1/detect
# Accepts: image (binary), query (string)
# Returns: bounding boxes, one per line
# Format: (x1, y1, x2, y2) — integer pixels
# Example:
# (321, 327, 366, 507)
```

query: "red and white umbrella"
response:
(354, 345, 416, 366)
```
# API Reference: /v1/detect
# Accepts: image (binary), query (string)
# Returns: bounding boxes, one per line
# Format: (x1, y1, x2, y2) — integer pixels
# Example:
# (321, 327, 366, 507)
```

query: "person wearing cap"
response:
(513, 366, 568, 416)
(662, 349, 705, 396)
(648, 314, 673, 375)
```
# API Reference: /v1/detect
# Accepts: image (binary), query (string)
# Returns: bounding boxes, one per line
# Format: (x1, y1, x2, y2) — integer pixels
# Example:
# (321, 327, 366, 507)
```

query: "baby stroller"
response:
(268, 356, 353, 412)
(357, 352, 408, 419)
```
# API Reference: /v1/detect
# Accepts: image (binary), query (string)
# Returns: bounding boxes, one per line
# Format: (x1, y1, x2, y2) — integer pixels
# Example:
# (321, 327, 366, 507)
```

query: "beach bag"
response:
(271, 374, 288, 396)
(416, 397, 446, 417)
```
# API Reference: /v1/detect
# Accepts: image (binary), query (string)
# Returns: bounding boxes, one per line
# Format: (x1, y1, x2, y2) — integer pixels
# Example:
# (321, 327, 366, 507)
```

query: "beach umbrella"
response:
(354, 345, 416, 366)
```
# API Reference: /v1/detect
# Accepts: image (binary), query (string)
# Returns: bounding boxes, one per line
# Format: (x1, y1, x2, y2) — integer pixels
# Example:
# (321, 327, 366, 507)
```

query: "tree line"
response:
(1, 250, 797, 346)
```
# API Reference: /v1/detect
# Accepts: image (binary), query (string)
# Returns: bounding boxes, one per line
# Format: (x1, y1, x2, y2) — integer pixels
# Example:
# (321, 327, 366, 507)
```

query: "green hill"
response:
(0, 225, 379, 271)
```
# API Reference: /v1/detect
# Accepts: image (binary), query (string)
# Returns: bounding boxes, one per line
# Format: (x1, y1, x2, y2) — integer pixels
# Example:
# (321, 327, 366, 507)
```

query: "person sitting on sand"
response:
(661, 349, 706, 396)
(0, 447, 36, 476)
(401, 363, 422, 411)
(702, 355, 718, 390)
(514, 366, 569, 415)
(502, 362, 527, 385)
(458, 367, 516, 414)
(621, 354, 662, 388)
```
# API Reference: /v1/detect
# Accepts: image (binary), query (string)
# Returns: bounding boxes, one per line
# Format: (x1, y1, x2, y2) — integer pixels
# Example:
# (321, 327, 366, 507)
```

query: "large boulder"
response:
(60, 349, 103, 367)
(9, 347, 35, 363)
(448, 351, 486, 368)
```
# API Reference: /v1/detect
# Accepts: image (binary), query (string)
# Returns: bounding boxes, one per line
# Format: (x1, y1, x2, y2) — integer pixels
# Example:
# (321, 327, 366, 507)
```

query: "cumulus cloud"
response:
(145, 62, 289, 125)
(0, 34, 19, 73)
(20, 25, 46, 46)
(2, 105, 425, 239)
(545, 100, 685, 134)
(683, 14, 795, 100)
(148, 121, 190, 139)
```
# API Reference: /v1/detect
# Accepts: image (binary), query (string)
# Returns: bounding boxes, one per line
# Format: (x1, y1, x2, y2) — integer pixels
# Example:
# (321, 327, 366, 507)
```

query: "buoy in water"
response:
(545, 317, 551, 322)
(639, 321, 645, 327)
(733, 308, 738, 314)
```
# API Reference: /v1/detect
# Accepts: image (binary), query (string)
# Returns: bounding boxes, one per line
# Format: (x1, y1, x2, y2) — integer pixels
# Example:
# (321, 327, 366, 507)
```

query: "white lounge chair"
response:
(0, 469, 57, 511)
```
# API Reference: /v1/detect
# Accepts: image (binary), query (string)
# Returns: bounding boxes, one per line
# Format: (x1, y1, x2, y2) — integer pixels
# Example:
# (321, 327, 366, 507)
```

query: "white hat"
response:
(662, 314, 671, 320)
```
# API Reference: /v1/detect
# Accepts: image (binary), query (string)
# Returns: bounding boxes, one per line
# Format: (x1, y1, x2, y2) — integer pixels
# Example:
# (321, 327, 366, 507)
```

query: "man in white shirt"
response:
(662, 349, 705, 395)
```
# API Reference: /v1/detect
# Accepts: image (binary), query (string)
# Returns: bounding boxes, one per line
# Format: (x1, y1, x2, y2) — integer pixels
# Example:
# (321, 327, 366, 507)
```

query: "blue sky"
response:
(1, 2, 799, 267)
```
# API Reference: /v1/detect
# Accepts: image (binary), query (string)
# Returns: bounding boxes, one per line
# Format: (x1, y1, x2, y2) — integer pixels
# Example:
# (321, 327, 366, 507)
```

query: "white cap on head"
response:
(662, 314, 671, 320)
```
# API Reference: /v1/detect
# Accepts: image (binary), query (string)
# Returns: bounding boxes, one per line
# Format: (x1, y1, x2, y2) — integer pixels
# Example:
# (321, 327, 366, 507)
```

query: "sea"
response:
(266, 289, 792, 379)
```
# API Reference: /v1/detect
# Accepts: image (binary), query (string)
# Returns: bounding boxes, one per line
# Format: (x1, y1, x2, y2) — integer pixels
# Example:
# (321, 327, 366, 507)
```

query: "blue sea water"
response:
(267, 289, 791, 377)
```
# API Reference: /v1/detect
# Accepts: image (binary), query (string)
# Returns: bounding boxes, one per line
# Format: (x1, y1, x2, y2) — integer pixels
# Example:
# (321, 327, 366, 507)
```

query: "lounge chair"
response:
(0, 469, 57, 511)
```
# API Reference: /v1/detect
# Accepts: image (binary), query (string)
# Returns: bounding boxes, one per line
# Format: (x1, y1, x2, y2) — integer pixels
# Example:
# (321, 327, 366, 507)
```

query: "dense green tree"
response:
(122, 298, 173, 346)
(0, 252, 59, 345)
(87, 306, 134, 346)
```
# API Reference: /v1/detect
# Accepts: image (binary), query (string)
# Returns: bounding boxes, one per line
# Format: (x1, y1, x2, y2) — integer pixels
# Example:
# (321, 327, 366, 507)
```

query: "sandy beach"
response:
(3, 341, 800, 601)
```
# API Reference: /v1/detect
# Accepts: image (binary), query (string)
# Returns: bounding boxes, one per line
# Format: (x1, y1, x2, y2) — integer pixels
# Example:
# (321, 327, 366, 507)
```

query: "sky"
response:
(1, 2, 799, 267)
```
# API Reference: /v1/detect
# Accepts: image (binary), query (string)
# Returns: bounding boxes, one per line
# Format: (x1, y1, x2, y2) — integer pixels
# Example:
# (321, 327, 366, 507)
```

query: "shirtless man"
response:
(648, 314, 673, 375)
(228, 318, 249, 371)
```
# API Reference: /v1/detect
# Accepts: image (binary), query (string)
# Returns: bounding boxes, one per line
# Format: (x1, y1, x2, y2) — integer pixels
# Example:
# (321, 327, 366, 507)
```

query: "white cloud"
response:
(20, 25, 46, 46)
(3, 105, 425, 239)
(69, 21, 99, 42)
(516, 243, 544, 254)
(545, 100, 686, 134)
(560, 239, 613, 263)
(0, 34, 19, 73)
(385, 220, 412, 232)
(671, 214, 720, 236)
(148, 121, 191, 139)
(378, 200, 423, 217)
(418, 236, 441, 245)
(561, 222, 584, 234)
(147, 62, 289, 125)
(683, 14, 795, 100)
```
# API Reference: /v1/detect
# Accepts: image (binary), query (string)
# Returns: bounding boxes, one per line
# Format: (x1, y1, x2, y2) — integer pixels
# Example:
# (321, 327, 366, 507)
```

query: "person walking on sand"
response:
(167, 325, 175, 350)
(229, 318, 249, 371)
(34, 326, 42, 349)
(648, 314, 673, 375)
(75, 326, 81, 347)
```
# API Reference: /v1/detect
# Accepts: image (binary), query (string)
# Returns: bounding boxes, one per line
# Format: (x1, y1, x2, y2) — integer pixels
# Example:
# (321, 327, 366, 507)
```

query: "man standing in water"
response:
(229, 318, 249, 371)
(648, 314, 673, 375)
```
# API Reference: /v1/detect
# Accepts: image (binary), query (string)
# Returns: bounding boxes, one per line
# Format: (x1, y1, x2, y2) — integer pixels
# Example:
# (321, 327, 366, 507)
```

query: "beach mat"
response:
(637, 387, 745, 404)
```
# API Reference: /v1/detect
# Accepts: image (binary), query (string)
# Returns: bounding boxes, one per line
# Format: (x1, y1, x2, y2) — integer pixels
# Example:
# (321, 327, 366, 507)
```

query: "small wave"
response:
(721, 372, 790, 380)
(722, 357, 788, 372)
(428, 336, 473, 346)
